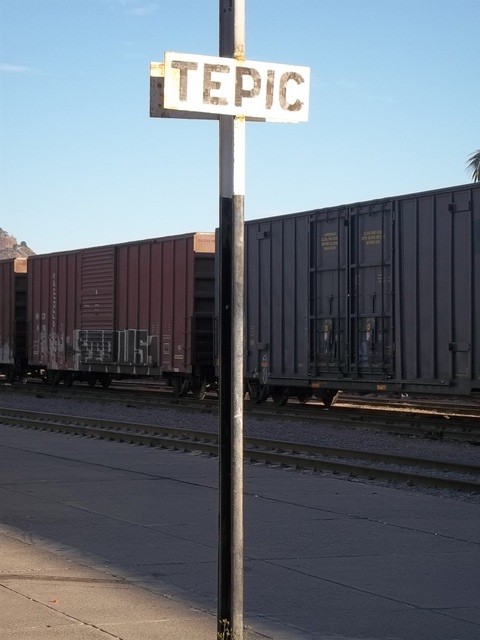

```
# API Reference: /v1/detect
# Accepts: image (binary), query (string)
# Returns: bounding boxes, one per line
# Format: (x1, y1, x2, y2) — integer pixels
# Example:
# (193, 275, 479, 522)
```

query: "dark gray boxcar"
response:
(0, 258, 27, 381)
(245, 183, 480, 404)
(27, 233, 215, 394)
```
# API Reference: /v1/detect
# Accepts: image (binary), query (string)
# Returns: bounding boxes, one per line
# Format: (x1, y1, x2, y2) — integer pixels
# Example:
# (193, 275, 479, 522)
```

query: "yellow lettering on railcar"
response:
(321, 232, 338, 251)
(361, 229, 383, 245)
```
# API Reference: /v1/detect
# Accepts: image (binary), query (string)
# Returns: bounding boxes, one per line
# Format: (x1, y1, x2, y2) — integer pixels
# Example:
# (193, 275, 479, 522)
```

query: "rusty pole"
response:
(218, 0, 245, 638)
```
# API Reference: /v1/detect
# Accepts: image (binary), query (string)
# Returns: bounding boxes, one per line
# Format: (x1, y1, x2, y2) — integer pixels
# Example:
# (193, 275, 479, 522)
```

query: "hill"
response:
(0, 228, 35, 260)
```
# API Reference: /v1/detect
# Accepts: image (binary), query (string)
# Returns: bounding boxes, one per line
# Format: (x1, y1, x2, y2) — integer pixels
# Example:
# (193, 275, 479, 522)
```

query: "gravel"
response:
(0, 387, 478, 462)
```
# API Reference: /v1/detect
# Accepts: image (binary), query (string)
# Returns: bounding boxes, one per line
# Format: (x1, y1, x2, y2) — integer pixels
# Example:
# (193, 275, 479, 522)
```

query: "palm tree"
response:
(466, 149, 480, 182)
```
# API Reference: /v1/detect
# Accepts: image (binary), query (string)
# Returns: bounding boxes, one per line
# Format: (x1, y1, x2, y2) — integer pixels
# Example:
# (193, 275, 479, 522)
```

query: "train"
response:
(0, 233, 217, 395)
(245, 182, 479, 405)
(0, 182, 479, 406)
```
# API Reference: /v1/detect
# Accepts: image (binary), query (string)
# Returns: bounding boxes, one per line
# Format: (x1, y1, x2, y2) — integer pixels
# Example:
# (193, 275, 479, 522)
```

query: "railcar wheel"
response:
(321, 389, 339, 407)
(271, 386, 289, 406)
(99, 374, 112, 389)
(62, 372, 74, 387)
(172, 376, 190, 397)
(296, 392, 312, 405)
(87, 376, 97, 388)
(47, 370, 61, 387)
(191, 379, 207, 400)
(247, 381, 270, 404)
(5, 366, 17, 384)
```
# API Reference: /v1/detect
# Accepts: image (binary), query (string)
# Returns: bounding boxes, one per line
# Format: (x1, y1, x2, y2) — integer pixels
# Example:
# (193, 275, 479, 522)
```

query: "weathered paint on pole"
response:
(218, 0, 245, 638)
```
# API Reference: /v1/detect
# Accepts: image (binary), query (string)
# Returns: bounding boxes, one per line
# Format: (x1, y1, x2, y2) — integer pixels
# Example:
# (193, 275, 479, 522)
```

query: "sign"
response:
(160, 52, 310, 122)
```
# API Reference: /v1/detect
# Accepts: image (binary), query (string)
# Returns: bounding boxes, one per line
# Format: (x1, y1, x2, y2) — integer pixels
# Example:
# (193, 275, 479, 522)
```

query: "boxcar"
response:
(27, 233, 216, 395)
(0, 258, 28, 382)
(245, 183, 480, 405)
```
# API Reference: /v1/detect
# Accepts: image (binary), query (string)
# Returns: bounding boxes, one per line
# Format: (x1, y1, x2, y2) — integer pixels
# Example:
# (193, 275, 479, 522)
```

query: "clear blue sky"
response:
(1, 0, 479, 254)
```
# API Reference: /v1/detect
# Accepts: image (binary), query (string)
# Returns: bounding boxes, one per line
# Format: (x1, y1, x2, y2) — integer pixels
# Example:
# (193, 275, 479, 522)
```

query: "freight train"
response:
(0, 233, 216, 397)
(245, 182, 479, 405)
(1, 183, 479, 405)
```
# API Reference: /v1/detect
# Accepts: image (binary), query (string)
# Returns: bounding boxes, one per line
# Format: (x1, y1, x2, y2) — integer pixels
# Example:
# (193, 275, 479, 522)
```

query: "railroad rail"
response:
(0, 406, 479, 495)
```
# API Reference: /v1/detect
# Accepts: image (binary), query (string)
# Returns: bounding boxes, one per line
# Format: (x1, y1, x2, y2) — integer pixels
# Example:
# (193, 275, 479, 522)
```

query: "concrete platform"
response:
(0, 422, 479, 639)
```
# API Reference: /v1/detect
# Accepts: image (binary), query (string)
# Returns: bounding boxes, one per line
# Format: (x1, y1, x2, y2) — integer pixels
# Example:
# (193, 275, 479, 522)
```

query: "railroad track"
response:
(3, 382, 480, 444)
(0, 406, 479, 495)
(248, 401, 480, 444)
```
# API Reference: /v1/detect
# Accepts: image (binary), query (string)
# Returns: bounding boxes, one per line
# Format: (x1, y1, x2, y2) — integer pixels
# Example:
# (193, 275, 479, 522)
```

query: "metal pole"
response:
(218, 1, 245, 638)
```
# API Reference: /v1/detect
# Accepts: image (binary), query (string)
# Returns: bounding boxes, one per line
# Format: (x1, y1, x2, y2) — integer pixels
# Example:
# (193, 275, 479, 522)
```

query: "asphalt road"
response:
(0, 422, 479, 639)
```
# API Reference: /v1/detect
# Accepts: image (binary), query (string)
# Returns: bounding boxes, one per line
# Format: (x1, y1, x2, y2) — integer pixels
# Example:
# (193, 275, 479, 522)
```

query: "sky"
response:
(1, 0, 479, 255)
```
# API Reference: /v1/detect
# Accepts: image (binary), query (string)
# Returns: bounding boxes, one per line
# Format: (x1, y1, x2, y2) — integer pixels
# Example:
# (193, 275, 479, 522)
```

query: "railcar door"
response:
(75, 246, 116, 368)
(309, 208, 348, 375)
(309, 203, 395, 380)
(347, 203, 394, 378)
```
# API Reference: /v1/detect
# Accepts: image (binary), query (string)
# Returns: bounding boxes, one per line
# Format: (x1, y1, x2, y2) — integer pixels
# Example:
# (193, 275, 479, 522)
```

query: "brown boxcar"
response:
(27, 233, 215, 394)
(0, 258, 27, 382)
(245, 183, 480, 404)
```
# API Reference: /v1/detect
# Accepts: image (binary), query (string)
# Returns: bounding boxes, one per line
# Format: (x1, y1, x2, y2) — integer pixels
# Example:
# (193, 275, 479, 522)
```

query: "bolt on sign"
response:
(151, 52, 310, 123)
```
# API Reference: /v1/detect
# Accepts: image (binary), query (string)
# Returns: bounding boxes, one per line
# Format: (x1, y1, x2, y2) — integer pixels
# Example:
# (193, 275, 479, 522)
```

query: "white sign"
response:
(161, 52, 310, 123)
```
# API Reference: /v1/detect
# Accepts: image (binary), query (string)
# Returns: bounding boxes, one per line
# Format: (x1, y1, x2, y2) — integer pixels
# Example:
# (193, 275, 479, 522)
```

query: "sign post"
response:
(150, 4, 309, 637)
(217, 3, 245, 637)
